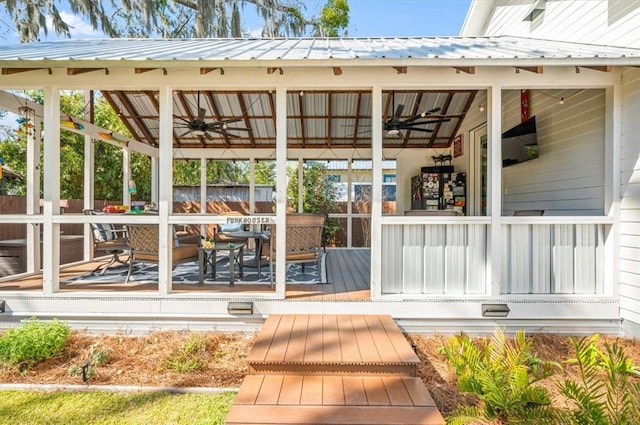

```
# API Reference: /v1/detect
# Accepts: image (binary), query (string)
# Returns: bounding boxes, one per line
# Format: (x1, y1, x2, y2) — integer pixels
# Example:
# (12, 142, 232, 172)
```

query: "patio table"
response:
(198, 242, 245, 286)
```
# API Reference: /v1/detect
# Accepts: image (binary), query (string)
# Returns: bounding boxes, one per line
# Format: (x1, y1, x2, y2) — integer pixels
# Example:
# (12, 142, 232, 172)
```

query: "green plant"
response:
(558, 334, 640, 425)
(0, 318, 70, 370)
(440, 328, 560, 425)
(68, 342, 109, 382)
(162, 335, 209, 373)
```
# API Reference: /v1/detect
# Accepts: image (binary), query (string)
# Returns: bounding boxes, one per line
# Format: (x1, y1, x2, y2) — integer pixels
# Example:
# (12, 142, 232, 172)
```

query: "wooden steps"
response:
(226, 315, 444, 425)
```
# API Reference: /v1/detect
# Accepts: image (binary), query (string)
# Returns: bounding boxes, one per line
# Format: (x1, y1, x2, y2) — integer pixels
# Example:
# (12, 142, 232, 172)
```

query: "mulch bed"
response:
(1, 330, 639, 417)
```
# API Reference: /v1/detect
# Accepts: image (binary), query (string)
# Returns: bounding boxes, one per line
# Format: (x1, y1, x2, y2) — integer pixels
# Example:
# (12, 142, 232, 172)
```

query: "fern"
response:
(559, 335, 640, 425)
(441, 328, 560, 424)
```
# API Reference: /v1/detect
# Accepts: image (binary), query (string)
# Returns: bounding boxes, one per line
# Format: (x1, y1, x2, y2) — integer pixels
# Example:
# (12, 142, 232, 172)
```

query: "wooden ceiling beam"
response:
(67, 68, 109, 75)
(351, 92, 364, 147)
(453, 67, 475, 74)
(200, 67, 224, 75)
(2, 67, 52, 75)
(297, 92, 306, 148)
(428, 93, 454, 147)
(580, 65, 612, 72)
(515, 66, 543, 74)
(135, 68, 167, 75)
(445, 91, 477, 147)
(114, 91, 157, 147)
(236, 93, 257, 148)
(402, 92, 424, 147)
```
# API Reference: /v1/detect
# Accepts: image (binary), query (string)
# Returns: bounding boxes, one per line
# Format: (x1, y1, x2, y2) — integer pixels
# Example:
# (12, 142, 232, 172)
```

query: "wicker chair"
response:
(263, 213, 326, 285)
(125, 224, 199, 283)
(83, 209, 130, 275)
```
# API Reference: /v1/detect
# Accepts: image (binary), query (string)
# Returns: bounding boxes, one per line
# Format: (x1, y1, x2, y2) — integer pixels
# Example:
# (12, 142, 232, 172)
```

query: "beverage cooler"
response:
(410, 167, 466, 215)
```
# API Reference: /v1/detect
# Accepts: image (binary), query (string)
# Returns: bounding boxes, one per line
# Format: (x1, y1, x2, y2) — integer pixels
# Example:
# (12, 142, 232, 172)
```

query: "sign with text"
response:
(225, 215, 275, 225)
(453, 134, 463, 158)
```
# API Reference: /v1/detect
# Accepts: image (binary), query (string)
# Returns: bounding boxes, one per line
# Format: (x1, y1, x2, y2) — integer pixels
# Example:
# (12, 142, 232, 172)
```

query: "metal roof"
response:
(2, 36, 640, 63)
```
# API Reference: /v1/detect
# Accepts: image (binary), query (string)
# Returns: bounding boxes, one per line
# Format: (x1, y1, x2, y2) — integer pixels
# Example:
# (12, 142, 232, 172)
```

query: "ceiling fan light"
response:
(387, 129, 400, 136)
(193, 130, 205, 136)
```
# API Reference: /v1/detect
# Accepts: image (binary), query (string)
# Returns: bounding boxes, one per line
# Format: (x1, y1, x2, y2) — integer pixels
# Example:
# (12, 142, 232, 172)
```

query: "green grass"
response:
(0, 390, 236, 425)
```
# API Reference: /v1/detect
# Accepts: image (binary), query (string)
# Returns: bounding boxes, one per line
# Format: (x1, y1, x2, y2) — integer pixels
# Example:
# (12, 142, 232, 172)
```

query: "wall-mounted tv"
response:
(501, 116, 539, 167)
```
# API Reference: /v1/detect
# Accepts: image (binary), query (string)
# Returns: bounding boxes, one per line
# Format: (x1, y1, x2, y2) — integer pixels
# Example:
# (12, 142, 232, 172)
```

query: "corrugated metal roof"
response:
(1, 36, 639, 63)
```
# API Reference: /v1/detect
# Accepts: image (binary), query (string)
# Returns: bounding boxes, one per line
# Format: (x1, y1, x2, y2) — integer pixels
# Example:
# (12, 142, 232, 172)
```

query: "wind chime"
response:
(15, 105, 35, 137)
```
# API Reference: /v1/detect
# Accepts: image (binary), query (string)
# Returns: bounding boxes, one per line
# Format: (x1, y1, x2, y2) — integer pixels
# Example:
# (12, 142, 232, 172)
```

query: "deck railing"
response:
(381, 216, 613, 296)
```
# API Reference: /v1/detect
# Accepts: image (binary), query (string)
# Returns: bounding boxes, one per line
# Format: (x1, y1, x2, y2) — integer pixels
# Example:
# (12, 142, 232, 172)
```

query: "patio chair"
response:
(83, 209, 131, 275)
(213, 211, 249, 244)
(125, 224, 199, 283)
(263, 213, 326, 286)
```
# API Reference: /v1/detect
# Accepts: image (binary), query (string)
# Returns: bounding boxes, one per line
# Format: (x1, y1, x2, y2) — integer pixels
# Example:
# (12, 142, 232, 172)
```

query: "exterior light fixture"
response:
(481, 303, 510, 317)
(227, 301, 253, 315)
(0, 300, 5, 313)
(478, 105, 485, 112)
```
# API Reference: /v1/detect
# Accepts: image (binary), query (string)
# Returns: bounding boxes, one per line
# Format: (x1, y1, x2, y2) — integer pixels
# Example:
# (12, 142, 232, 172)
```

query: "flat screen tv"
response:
(501, 116, 539, 167)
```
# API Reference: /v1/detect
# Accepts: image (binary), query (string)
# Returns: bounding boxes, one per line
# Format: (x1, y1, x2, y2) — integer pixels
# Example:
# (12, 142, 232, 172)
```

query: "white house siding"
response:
(619, 67, 640, 336)
(481, 0, 640, 48)
(501, 89, 605, 216)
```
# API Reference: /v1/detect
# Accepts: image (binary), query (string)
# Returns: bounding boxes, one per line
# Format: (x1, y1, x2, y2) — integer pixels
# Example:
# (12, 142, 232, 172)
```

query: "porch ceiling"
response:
(100, 89, 476, 150)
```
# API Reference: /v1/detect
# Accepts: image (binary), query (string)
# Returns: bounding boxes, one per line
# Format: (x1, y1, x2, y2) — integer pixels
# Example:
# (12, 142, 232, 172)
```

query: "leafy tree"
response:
(3, 0, 350, 42)
(314, 0, 349, 37)
(286, 160, 339, 245)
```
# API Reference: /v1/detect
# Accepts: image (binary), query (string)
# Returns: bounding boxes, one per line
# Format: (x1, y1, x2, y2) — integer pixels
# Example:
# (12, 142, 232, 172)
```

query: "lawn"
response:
(0, 390, 235, 425)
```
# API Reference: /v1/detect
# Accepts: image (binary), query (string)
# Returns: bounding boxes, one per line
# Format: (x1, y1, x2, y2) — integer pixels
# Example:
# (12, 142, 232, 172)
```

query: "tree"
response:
(3, 0, 349, 42)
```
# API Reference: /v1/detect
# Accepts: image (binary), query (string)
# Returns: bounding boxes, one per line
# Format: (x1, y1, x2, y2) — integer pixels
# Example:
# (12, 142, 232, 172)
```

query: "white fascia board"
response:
(460, 0, 496, 36)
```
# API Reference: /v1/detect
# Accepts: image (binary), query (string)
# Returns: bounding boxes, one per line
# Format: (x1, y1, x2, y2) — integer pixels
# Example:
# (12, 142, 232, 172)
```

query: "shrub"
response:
(0, 318, 70, 369)
(440, 328, 560, 425)
(162, 335, 209, 373)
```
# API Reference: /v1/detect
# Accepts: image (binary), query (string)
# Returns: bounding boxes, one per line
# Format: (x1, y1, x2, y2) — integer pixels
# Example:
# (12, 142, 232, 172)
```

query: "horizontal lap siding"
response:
(501, 89, 605, 216)
(620, 68, 640, 335)
(484, 1, 640, 48)
(381, 224, 486, 295)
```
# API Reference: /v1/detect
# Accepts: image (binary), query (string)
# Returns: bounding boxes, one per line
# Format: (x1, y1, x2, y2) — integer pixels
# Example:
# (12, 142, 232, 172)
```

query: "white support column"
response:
(158, 86, 174, 295)
(151, 156, 159, 206)
(297, 158, 304, 212)
(275, 86, 288, 298)
(200, 157, 207, 236)
(122, 146, 131, 206)
(249, 159, 255, 215)
(346, 158, 353, 248)
(25, 115, 41, 273)
(370, 86, 383, 299)
(487, 85, 503, 297)
(83, 91, 95, 261)
(42, 87, 61, 293)
(604, 84, 621, 297)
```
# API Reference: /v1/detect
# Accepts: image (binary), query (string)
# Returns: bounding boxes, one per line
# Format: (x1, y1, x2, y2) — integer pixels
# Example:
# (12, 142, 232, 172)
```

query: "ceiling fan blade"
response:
(173, 115, 192, 124)
(393, 104, 405, 120)
(401, 118, 451, 127)
(403, 107, 445, 124)
(405, 127, 434, 133)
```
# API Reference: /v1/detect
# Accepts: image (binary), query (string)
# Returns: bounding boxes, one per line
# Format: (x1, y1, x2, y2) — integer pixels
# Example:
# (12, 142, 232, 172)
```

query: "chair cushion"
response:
(93, 223, 117, 242)
(219, 223, 244, 232)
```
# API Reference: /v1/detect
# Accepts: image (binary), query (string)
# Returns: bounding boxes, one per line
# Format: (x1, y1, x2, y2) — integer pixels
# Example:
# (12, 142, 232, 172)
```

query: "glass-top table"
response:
(197, 242, 245, 286)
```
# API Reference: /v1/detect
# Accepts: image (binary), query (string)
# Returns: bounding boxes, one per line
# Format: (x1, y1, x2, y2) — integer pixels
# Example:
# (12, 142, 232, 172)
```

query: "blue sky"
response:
(1, 0, 471, 44)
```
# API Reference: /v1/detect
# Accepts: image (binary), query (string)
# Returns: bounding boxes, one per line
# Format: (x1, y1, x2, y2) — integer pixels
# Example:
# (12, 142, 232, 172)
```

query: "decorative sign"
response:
(453, 134, 463, 158)
(225, 215, 275, 225)
(521, 89, 530, 122)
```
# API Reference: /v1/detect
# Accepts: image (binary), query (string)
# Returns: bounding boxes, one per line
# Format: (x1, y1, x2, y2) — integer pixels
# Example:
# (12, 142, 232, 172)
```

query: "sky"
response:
(0, 0, 472, 44)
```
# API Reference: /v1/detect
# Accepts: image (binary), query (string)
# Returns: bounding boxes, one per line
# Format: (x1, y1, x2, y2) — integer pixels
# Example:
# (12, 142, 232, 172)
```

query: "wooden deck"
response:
(0, 249, 371, 301)
(226, 314, 444, 425)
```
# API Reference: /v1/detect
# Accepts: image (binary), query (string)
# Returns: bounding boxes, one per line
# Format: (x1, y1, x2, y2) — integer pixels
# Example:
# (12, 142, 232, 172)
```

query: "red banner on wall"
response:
(521, 89, 530, 122)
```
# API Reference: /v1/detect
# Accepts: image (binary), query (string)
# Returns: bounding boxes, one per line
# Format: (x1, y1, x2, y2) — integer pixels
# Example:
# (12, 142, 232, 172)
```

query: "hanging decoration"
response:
(0, 157, 4, 179)
(520, 89, 530, 122)
(16, 106, 35, 137)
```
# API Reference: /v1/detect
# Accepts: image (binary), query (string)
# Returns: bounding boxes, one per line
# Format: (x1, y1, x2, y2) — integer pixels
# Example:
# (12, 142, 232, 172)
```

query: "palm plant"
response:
(440, 328, 560, 424)
(558, 335, 640, 425)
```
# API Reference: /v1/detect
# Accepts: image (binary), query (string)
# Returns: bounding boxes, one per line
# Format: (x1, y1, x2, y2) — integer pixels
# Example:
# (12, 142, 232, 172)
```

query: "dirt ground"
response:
(1, 330, 639, 417)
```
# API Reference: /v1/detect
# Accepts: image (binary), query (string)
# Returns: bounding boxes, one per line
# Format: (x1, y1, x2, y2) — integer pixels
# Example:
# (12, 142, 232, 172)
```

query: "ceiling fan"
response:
(384, 92, 450, 136)
(174, 91, 250, 139)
